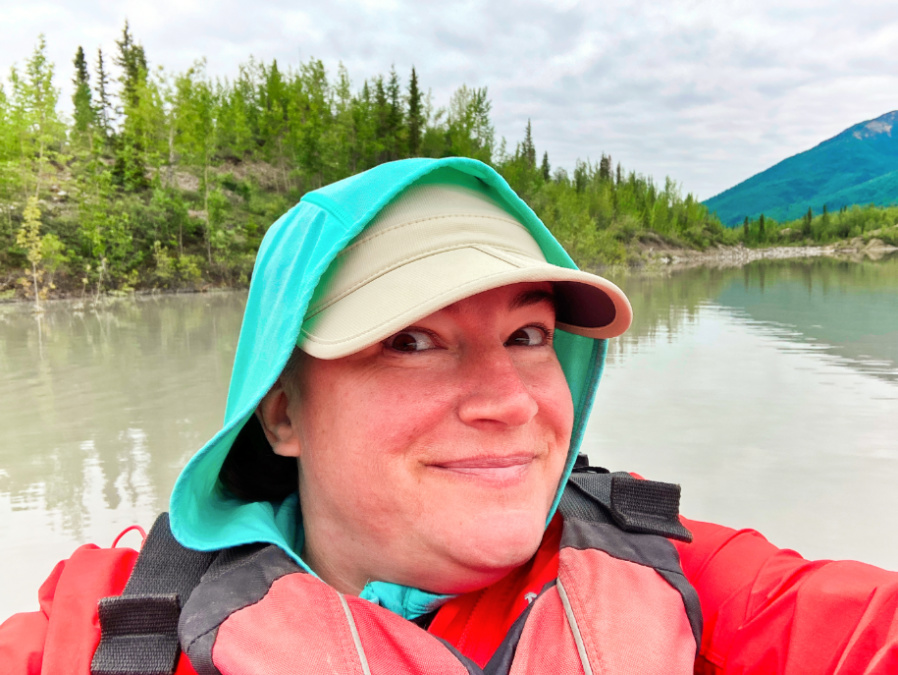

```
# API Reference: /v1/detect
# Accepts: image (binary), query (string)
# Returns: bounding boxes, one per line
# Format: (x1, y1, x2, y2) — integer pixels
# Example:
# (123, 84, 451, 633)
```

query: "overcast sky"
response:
(3, 0, 898, 200)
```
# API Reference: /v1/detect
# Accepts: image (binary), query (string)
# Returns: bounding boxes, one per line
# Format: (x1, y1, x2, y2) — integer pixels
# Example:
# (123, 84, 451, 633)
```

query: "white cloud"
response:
(3, 0, 898, 200)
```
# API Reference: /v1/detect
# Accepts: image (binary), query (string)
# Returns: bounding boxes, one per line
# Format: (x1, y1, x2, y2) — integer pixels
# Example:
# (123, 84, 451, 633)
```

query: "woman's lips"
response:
(430, 455, 534, 484)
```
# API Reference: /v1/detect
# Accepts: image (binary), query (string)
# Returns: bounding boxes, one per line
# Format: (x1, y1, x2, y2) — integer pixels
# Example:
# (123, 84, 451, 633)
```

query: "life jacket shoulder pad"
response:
(560, 461, 692, 542)
(180, 544, 304, 674)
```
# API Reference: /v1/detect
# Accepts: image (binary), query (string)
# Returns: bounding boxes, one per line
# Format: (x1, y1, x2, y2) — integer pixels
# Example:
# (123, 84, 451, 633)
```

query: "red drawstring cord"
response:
(111, 524, 147, 548)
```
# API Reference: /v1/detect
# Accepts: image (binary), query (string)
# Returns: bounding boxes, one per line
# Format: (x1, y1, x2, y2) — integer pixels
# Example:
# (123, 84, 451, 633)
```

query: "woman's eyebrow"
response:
(511, 289, 556, 310)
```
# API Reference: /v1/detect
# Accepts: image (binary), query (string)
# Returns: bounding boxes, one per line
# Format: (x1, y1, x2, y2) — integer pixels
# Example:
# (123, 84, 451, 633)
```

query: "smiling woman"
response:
(260, 282, 573, 596)
(2, 157, 898, 675)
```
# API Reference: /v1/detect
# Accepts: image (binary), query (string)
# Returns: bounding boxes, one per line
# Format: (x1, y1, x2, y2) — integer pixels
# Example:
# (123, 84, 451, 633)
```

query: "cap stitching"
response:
(335, 213, 531, 258)
(306, 242, 538, 316)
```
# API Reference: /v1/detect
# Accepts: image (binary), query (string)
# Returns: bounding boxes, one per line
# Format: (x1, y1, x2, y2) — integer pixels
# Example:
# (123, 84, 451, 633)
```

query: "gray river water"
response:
(2, 255, 897, 616)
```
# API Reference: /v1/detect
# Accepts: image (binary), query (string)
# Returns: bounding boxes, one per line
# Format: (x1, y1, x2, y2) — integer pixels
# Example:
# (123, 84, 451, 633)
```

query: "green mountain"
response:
(704, 111, 898, 225)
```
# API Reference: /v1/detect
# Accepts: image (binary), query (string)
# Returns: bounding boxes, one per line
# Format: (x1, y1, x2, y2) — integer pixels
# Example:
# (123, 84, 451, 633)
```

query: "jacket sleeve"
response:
(675, 517, 898, 674)
(0, 555, 67, 674)
(0, 544, 139, 675)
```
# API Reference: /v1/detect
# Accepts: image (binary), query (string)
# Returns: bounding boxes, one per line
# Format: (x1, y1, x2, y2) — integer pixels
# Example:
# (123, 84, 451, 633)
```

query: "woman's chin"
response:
(419, 518, 547, 594)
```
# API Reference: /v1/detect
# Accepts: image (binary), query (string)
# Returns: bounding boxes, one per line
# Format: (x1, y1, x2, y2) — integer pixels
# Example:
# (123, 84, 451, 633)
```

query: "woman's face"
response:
(261, 282, 574, 595)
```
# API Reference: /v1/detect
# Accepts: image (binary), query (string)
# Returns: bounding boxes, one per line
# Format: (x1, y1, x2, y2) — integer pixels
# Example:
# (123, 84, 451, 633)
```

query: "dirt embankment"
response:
(636, 237, 898, 272)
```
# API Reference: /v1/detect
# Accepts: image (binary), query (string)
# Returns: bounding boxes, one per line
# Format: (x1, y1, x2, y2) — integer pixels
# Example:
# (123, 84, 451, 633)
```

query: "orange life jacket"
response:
(90, 468, 701, 674)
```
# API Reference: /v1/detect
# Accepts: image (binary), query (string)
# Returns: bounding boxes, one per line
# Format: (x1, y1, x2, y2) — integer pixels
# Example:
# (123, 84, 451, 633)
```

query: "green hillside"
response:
(6, 27, 895, 305)
(1, 28, 729, 302)
(705, 111, 898, 225)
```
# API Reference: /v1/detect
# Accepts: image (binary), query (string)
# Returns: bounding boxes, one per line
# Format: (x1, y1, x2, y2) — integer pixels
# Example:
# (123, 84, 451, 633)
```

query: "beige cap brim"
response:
(298, 220, 632, 359)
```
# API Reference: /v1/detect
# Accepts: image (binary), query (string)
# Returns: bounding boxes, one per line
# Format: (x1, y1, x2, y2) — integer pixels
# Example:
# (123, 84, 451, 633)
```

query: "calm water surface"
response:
(2, 256, 897, 615)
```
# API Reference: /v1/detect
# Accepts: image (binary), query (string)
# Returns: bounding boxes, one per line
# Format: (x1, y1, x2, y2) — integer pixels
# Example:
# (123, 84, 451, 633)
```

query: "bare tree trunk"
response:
(277, 138, 288, 193)
(31, 261, 40, 311)
(95, 258, 106, 302)
(168, 123, 176, 189)
(34, 135, 44, 199)
(204, 163, 212, 264)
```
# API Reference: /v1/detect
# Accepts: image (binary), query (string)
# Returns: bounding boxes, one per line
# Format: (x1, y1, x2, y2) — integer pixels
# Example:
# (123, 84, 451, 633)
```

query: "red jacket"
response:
(0, 543, 196, 675)
(3, 517, 898, 674)
(675, 517, 898, 673)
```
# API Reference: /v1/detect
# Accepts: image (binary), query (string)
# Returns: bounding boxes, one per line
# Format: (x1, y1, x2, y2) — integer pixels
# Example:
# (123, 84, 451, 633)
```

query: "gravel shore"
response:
(637, 237, 898, 271)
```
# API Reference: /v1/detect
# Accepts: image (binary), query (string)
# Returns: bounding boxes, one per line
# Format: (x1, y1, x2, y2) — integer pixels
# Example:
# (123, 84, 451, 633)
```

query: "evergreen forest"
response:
(2, 25, 896, 303)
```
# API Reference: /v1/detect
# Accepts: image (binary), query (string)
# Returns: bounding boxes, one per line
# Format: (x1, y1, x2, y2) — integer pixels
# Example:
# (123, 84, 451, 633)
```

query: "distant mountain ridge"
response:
(704, 111, 898, 225)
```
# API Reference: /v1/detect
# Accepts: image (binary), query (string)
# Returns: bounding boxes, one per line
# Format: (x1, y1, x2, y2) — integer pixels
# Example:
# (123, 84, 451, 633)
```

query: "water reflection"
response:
(2, 257, 898, 614)
(592, 255, 898, 571)
(611, 254, 898, 384)
(720, 258, 898, 383)
(0, 293, 245, 544)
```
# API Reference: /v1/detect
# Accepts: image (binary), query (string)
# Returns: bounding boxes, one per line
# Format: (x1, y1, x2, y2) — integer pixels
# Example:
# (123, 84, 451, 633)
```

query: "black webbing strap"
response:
(559, 456, 693, 542)
(91, 513, 217, 675)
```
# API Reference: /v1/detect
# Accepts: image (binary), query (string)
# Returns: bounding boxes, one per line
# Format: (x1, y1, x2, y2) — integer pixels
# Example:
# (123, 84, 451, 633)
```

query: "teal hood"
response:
(169, 157, 609, 619)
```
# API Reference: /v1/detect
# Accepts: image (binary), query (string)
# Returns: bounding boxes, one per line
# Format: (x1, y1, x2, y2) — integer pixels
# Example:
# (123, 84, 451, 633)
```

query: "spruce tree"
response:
(521, 119, 536, 169)
(386, 66, 403, 160)
(93, 48, 113, 140)
(540, 151, 550, 181)
(373, 76, 388, 162)
(407, 67, 422, 157)
(573, 159, 587, 193)
(355, 80, 378, 169)
(802, 207, 812, 237)
(259, 60, 286, 141)
(599, 154, 612, 182)
(743, 216, 749, 241)
(113, 21, 150, 189)
(759, 213, 766, 242)
(115, 20, 147, 111)
(72, 47, 94, 139)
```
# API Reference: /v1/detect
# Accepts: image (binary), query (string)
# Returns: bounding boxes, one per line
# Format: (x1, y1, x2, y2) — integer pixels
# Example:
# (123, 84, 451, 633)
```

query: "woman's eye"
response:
(383, 330, 438, 352)
(506, 325, 550, 347)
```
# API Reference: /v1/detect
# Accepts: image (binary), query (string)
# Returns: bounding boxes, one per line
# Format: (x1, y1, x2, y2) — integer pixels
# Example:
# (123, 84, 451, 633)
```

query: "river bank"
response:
(633, 236, 898, 272)
(4, 236, 897, 306)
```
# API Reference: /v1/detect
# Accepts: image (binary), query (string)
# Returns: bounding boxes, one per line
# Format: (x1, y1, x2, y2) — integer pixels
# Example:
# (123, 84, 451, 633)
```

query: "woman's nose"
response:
(456, 348, 539, 428)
